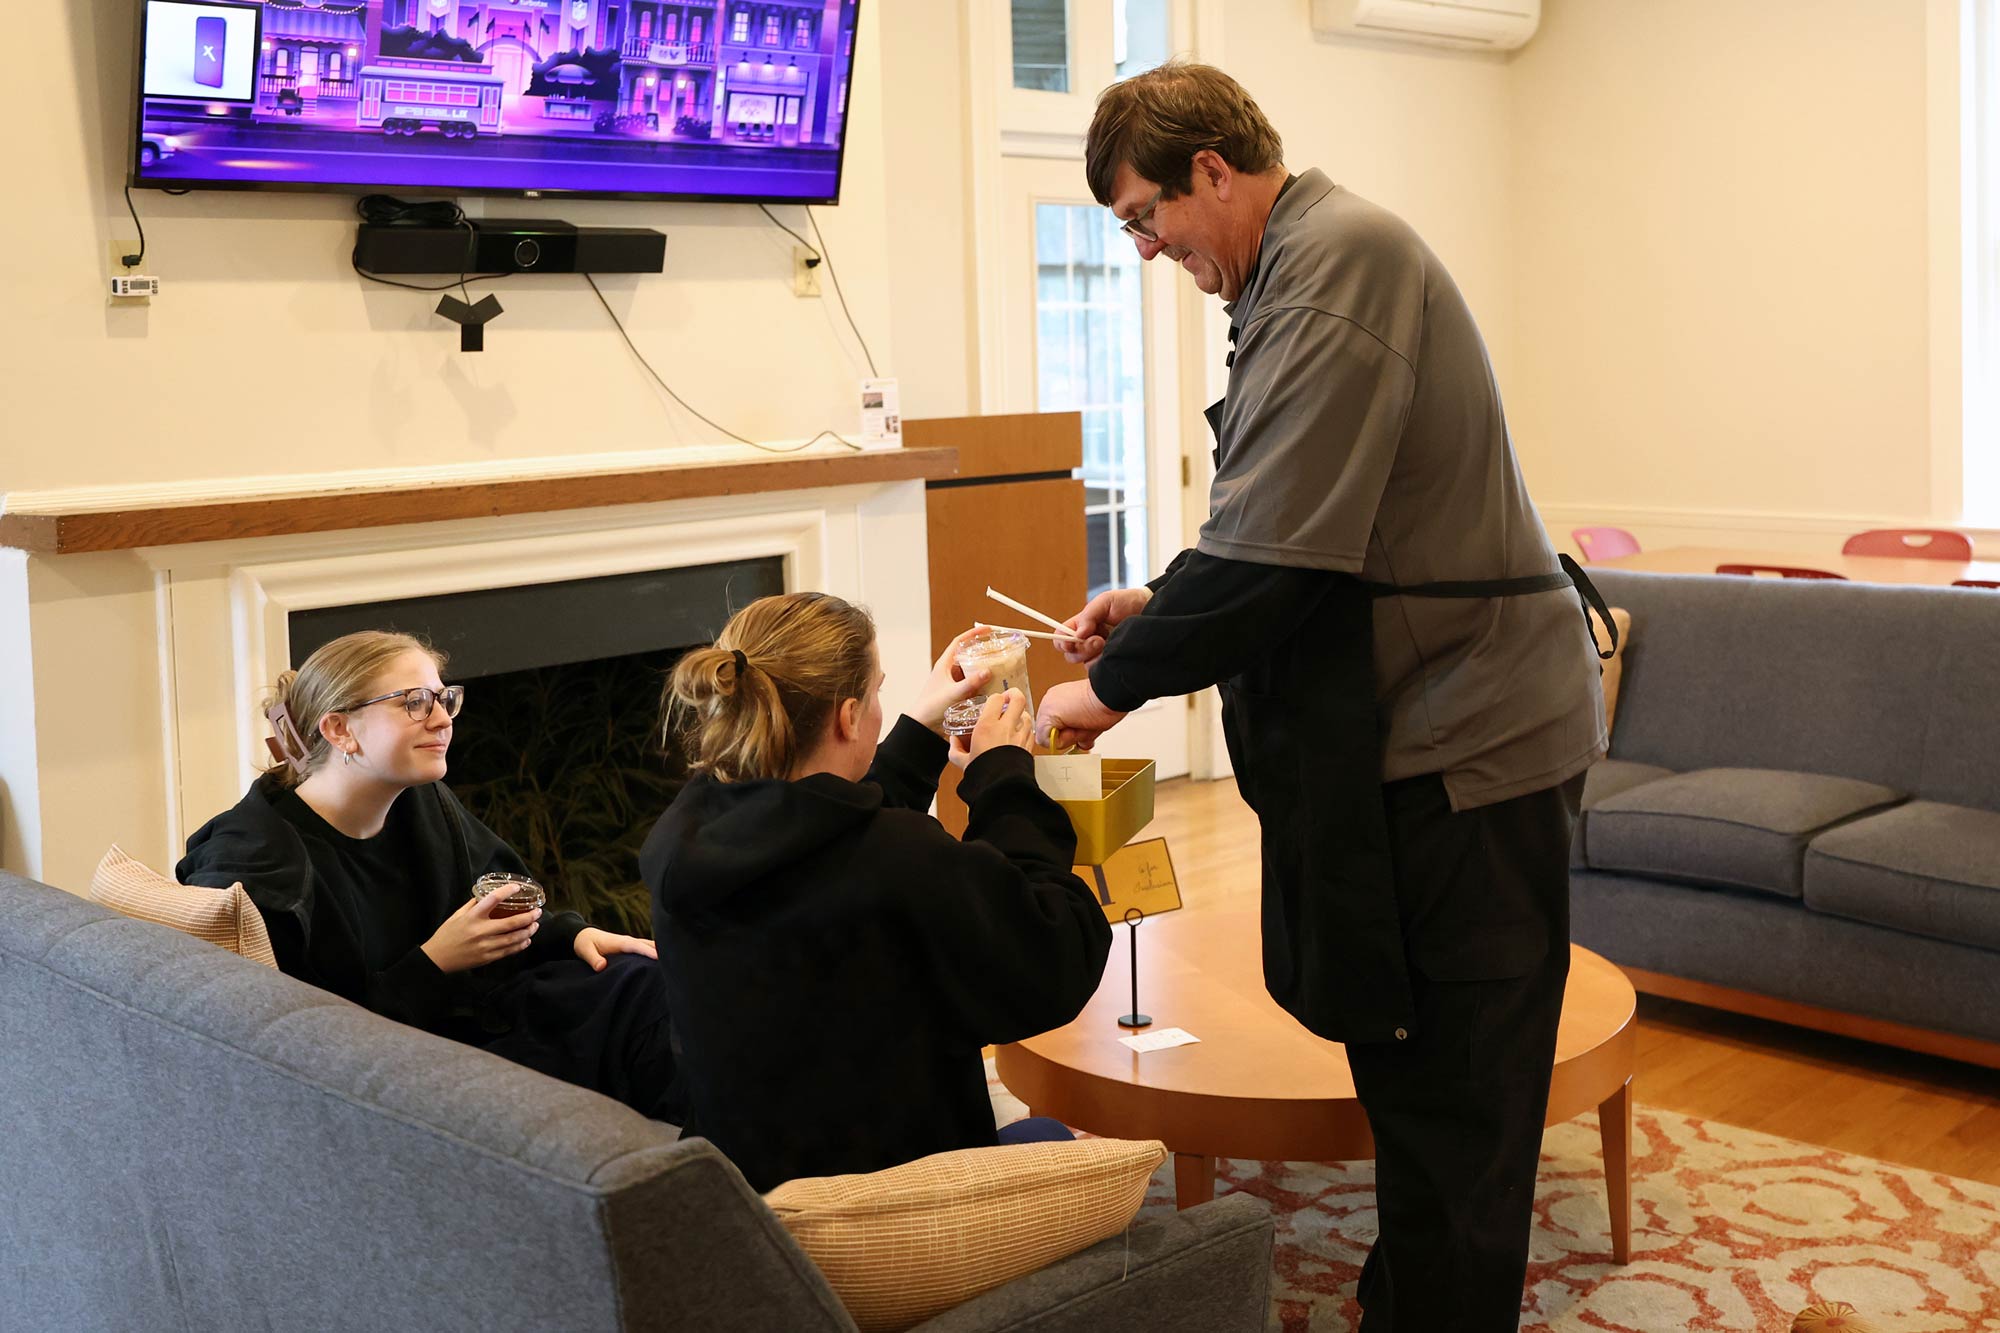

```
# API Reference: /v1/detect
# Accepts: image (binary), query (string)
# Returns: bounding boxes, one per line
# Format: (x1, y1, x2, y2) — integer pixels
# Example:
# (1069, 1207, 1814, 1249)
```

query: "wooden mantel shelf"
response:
(0, 447, 959, 555)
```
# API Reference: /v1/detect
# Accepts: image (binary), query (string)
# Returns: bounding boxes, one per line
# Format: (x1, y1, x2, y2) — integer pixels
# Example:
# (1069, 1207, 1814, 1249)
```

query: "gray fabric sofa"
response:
(0, 872, 1274, 1331)
(1572, 570, 2000, 1062)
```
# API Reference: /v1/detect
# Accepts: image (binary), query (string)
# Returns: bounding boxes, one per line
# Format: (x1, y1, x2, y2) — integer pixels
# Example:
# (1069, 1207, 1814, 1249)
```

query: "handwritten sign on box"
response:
(1034, 752, 1103, 801)
(1078, 836, 1183, 923)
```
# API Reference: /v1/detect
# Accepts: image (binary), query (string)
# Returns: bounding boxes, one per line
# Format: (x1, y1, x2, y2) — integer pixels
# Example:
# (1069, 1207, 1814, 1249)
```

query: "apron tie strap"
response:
(1358, 554, 1619, 660)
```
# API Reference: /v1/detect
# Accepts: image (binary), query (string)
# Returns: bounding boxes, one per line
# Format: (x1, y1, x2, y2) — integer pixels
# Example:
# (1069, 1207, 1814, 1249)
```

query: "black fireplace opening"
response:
(288, 558, 785, 935)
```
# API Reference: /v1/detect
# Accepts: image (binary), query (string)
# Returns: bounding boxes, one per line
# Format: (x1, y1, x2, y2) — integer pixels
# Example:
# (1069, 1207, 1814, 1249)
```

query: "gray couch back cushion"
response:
(1588, 571, 2000, 809)
(1917, 602, 2000, 809)
(0, 874, 856, 1333)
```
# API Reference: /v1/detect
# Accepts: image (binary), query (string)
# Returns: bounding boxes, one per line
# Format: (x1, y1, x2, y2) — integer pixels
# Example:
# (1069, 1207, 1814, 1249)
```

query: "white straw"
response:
(985, 587, 1075, 636)
(976, 621, 1077, 643)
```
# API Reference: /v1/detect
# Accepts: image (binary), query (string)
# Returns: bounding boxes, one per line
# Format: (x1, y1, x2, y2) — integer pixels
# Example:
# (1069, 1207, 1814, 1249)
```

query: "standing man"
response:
(1035, 62, 1610, 1332)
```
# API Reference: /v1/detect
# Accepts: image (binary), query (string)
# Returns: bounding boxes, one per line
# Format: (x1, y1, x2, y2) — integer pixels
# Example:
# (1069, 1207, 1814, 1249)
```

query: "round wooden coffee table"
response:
(996, 909, 1638, 1263)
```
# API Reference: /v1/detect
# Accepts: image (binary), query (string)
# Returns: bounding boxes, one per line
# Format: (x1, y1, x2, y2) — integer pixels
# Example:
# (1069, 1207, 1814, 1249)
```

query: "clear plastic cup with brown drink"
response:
(943, 696, 990, 738)
(472, 871, 546, 918)
(955, 629, 1032, 714)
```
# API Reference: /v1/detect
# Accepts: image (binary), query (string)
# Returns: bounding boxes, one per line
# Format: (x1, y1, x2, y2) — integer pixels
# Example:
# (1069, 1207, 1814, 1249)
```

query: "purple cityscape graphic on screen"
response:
(137, 0, 861, 200)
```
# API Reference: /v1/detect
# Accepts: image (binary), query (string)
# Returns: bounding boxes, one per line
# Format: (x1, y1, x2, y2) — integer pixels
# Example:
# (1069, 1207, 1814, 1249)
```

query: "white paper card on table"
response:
(859, 376, 902, 449)
(1117, 1027, 1200, 1053)
(1035, 753, 1103, 801)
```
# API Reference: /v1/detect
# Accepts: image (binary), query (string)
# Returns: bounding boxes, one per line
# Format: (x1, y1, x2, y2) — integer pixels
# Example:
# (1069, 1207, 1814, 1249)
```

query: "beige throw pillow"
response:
(764, 1136, 1166, 1332)
(1590, 606, 1634, 735)
(89, 844, 278, 968)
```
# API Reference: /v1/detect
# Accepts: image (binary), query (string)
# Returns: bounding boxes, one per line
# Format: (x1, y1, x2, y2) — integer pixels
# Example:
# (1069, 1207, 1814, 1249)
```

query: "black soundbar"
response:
(353, 218, 665, 275)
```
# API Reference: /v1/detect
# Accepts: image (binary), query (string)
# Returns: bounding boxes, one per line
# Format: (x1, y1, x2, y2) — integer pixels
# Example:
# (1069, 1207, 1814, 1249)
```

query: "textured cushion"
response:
(1571, 758, 1674, 869)
(1803, 801, 2000, 951)
(88, 844, 277, 967)
(765, 1137, 1166, 1333)
(1591, 605, 1634, 734)
(1587, 768, 1904, 899)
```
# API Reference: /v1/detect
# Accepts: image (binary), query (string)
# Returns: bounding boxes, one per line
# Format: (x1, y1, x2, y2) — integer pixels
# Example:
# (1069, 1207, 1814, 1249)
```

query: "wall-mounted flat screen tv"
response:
(131, 0, 861, 203)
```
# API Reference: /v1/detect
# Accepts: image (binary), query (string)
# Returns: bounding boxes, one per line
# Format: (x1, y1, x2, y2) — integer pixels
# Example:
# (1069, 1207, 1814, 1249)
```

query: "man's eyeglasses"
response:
(1118, 188, 1165, 242)
(345, 685, 465, 722)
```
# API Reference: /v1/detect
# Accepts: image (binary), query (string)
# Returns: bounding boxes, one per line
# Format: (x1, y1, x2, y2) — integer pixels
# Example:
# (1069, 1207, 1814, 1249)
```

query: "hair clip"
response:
(264, 700, 311, 778)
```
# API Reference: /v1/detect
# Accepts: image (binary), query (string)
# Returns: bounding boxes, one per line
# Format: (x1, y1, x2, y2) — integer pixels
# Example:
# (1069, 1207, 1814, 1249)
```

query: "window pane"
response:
(1115, 0, 1171, 80)
(1011, 0, 1069, 94)
(1035, 202, 1149, 595)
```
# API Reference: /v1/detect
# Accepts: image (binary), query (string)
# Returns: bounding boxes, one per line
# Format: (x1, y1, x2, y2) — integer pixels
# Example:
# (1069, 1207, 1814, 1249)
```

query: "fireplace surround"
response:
(0, 447, 951, 891)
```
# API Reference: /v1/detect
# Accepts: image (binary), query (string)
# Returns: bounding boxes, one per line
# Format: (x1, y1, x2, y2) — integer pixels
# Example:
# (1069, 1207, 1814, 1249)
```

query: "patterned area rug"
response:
(990, 1070, 2000, 1331)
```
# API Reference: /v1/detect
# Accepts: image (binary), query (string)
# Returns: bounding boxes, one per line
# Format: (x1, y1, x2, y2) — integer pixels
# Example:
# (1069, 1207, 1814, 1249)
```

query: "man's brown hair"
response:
(1084, 60, 1284, 206)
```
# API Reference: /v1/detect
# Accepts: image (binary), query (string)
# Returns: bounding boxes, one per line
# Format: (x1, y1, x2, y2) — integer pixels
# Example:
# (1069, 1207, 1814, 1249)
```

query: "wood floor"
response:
(1143, 774, 2000, 1186)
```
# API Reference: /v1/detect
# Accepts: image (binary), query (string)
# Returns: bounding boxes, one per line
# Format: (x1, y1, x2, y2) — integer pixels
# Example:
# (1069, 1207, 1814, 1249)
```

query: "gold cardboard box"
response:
(1050, 758, 1156, 865)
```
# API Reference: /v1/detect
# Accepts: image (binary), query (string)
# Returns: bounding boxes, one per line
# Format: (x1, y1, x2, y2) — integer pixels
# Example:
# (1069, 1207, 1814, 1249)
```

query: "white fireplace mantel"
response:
(0, 462, 942, 892)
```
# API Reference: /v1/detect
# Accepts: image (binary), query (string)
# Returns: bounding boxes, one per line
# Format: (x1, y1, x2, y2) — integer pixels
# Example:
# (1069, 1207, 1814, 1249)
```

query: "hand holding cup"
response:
(421, 876, 543, 973)
(950, 687, 1031, 767)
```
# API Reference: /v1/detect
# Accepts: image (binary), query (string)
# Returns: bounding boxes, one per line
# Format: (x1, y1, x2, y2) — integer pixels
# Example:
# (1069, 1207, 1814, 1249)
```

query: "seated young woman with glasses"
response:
(177, 629, 683, 1122)
(640, 593, 1112, 1192)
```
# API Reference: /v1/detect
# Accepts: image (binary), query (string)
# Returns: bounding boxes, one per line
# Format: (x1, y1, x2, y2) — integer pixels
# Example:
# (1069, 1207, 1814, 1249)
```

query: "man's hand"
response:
(1058, 587, 1153, 665)
(574, 927, 659, 972)
(1035, 678, 1127, 752)
(421, 892, 539, 973)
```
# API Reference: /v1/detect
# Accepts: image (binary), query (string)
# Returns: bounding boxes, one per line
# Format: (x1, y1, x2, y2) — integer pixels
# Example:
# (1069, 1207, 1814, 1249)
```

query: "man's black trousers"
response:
(1349, 769, 1585, 1333)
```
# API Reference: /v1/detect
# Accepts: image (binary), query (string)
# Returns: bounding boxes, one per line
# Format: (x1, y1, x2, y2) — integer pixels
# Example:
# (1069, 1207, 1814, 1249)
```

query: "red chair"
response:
(1572, 526, 1640, 562)
(1841, 528, 1974, 560)
(1953, 579, 1999, 589)
(1715, 563, 1846, 580)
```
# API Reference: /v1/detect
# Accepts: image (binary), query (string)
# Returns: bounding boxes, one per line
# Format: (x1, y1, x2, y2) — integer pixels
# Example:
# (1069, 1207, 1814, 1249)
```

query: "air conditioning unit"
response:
(1310, 0, 1540, 53)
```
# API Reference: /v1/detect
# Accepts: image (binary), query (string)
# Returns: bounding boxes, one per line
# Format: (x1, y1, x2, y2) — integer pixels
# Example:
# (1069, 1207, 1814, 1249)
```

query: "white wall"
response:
(877, 3, 980, 419)
(5, 0, 905, 498)
(1220, 0, 1969, 549)
(2, 0, 1977, 879)
(1220, 6, 1517, 384)
(1508, 0, 1942, 537)
(0, 0, 968, 887)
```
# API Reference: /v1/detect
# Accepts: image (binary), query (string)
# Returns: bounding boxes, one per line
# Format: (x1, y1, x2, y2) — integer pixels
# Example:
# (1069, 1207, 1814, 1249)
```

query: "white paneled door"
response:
(998, 153, 1190, 778)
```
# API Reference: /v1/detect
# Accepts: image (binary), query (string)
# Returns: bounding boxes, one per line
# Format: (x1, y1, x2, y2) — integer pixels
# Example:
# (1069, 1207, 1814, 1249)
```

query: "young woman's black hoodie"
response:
(178, 774, 683, 1121)
(177, 774, 583, 1038)
(640, 716, 1111, 1191)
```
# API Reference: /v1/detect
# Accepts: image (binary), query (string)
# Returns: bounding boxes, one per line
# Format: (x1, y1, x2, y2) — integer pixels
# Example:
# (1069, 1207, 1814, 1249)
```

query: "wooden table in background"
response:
(996, 910, 1639, 1263)
(1598, 546, 2000, 587)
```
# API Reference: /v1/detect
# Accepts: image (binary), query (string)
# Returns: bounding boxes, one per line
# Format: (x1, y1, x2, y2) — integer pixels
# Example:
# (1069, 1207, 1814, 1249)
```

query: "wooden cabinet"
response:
(907, 412, 1086, 835)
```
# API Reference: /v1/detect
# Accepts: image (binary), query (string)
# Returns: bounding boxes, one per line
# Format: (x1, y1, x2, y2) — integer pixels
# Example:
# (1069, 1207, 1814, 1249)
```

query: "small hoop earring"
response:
(342, 749, 356, 766)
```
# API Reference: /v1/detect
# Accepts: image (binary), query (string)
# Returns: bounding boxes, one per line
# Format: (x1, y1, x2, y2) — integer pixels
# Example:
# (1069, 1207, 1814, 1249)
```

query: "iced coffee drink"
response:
(955, 630, 1032, 714)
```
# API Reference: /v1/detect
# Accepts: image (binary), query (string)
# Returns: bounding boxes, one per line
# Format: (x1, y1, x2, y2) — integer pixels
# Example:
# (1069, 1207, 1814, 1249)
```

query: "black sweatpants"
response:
(484, 952, 686, 1124)
(1347, 770, 1585, 1333)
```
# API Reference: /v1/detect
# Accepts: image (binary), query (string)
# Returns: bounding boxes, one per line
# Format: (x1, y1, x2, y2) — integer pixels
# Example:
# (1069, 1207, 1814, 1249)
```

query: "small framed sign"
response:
(1080, 836, 1182, 923)
(859, 376, 902, 449)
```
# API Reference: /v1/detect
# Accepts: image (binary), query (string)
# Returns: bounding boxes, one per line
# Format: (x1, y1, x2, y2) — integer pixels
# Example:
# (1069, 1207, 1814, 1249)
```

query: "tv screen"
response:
(131, 0, 861, 203)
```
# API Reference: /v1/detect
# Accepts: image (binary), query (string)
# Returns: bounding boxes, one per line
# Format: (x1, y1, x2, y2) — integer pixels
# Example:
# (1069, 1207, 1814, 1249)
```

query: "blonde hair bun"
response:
(662, 592, 875, 783)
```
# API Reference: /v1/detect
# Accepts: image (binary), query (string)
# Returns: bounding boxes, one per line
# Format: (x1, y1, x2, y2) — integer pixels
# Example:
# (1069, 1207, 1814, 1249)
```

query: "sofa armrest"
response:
(906, 1193, 1273, 1333)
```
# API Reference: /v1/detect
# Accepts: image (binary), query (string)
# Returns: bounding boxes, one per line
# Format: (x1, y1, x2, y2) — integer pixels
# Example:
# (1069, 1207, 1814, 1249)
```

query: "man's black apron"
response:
(1202, 397, 1616, 1045)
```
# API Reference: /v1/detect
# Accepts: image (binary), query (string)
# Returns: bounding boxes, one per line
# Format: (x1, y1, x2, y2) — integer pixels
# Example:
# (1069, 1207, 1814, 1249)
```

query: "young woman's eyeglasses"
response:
(1118, 188, 1166, 242)
(344, 685, 465, 722)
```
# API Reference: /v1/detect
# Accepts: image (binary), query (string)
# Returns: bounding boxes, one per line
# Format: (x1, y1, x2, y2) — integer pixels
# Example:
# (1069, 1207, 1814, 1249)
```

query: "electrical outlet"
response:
(109, 240, 152, 304)
(792, 245, 821, 298)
